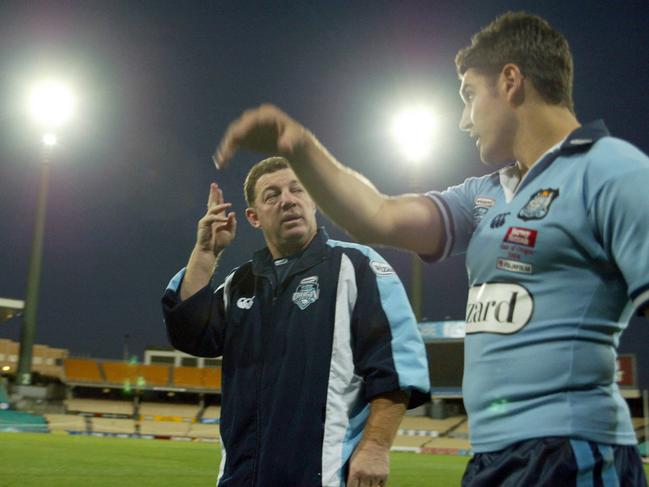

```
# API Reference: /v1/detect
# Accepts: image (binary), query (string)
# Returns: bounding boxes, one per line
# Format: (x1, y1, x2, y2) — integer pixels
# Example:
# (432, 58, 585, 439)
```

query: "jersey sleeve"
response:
(350, 250, 431, 409)
(161, 268, 228, 357)
(585, 137, 649, 314)
(424, 176, 485, 261)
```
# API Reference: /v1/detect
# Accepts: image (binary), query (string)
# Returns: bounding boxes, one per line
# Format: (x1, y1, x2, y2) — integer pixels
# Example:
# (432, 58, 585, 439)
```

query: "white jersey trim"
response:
(321, 253, 363, 487)
(632, 288, 649, 314)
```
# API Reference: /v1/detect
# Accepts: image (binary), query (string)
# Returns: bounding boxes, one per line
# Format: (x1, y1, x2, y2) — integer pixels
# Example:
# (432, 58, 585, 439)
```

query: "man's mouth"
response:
(281, 215, 302, 224)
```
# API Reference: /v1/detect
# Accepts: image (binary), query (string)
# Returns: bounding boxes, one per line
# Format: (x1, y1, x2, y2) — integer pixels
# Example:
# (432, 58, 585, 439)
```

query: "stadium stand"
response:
(139, 419, 193, 437)
(172, 366, 204, 388)
(92, 417, 136, 434)
(399, 415, 465, 435)
(188, 422, 219, 439)
(137, 364, 170, 387)
(202, 367, 221, 389)
(45, 413, 86, 432)
(102, 362, 140, 385)
(202, 405, 221, 419)
(65, 398, 133, 415)
(139, 401, 199, 419)
(63, 358, 103, 383)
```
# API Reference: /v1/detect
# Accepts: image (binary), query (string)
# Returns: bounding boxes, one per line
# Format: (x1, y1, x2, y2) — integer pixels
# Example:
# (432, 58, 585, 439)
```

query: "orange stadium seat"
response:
(173, 366, 204, 388)
(64, 358, 103, 383)
(102, 362, 140, 384)
(138, 364, 170, 387)
(201, 367, 221, 390)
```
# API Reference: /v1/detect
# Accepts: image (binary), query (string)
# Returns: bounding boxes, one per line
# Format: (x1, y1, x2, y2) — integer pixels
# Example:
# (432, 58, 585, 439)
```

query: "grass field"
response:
(1, 432, 647, 486)
(0, 432, 467, 486)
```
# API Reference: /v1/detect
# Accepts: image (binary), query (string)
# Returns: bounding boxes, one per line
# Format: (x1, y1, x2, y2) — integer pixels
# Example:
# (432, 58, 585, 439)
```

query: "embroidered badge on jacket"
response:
(292, 276, 320, 310)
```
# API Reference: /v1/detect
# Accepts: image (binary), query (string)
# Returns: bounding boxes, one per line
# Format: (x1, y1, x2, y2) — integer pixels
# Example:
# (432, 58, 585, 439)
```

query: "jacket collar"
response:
(251, 227, 329, 280)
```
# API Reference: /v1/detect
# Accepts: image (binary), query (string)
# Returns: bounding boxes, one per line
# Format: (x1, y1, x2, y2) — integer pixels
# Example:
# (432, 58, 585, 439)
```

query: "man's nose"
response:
(280, 190, 297, 208)
(459, 106, 472, 132)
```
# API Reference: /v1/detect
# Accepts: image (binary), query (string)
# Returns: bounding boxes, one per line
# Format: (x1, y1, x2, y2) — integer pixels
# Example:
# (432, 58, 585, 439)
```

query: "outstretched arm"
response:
(347, 390, 409, 487)
(180, 183, 237, 300)
(216, 104, 443, 256)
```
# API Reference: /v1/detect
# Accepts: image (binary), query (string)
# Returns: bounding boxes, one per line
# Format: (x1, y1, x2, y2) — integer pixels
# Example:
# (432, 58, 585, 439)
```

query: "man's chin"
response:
(479, 147, 512, 166)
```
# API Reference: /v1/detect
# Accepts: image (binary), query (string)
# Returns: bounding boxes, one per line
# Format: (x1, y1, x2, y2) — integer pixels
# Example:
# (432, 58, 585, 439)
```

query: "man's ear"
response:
(245, 207, 261, 229)
(501, 63, 525, 106)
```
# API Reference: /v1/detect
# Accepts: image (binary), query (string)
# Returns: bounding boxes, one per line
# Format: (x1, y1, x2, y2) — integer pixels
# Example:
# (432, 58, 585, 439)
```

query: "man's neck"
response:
(267, 232, 317, 260)
(513, 104, 580, 175)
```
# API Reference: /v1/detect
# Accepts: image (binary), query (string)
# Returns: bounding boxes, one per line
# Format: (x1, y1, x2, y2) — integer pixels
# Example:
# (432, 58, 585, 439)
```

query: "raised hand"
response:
(196, 182, 237, 256)
(213, 104, 310, 169)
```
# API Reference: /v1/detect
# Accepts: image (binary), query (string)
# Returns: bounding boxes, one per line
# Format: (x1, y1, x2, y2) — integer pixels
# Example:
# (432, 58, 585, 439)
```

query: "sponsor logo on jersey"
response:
(292, 276, 320, 310)
(465, 282, 533, 334)
(472, 196, 495, 226)
(518, 188, 559, 221)
(490, 212, 510, 229)
(496, 258, 533, 274)
(503, 227, 538, 247)
(475, 197, 495, 208)
(237, 296, 255, 309)
(370, 260, 395, 276)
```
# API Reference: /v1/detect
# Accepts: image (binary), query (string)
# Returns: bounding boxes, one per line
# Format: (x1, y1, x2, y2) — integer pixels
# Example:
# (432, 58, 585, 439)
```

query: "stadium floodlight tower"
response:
(391, 106, 438, 321)
(16, 80, 75, 386)
(0, 298, 25, 324)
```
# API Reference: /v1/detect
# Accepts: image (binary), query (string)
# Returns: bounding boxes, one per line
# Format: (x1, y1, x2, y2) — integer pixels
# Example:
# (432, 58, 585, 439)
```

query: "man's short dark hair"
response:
(455, 12, 574, 113)
(244, 156, 290, 206)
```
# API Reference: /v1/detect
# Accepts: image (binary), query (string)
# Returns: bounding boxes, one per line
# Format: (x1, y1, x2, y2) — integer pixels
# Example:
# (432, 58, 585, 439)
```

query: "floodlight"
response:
(28, 80, 75, 127)
(391, 106, 437, 163)
(42, 133, 58, 146)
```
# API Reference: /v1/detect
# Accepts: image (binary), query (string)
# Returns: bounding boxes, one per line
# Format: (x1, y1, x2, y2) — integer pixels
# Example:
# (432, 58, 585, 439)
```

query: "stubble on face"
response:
(459, 69, 517, 165)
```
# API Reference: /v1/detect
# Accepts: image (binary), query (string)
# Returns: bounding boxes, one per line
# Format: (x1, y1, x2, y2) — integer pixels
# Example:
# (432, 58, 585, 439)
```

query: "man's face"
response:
(246, 168, 318, 256)
(459, 68, 517, 164)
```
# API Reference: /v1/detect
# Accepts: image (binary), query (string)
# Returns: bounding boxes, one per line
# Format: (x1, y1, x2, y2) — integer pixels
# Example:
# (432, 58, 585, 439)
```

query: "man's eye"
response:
(265, 194, 278, 203)
(292, 187, 304, 193)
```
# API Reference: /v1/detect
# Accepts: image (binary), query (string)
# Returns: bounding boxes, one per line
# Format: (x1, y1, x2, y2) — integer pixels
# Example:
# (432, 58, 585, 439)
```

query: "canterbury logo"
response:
(236, 297, 254, 309)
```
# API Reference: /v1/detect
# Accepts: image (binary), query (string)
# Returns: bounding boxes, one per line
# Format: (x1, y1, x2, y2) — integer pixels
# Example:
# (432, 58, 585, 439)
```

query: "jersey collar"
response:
(506, 119, 610, 196)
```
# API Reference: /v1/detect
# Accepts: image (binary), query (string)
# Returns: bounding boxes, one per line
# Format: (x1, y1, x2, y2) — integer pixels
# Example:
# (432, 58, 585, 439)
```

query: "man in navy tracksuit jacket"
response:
(162, 157, 430, 487)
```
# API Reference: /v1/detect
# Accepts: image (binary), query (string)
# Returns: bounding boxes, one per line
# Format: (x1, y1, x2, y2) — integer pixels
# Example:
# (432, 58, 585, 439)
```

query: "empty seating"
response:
(173, 367, 204, 388)
(202, 368, 222, 390)
(139, 402, 199, 419)
(45, 414, 86, 432)
(137, 364, 170, 387)
(202, 405, 221, 419)
(92, 417, 136, 434)
(65, 398, 133, 415)
(64, 358, 103, 383)
(102, 362, 140, 385)
(139, 420, 192, 437)
(188, 422, 219, 439)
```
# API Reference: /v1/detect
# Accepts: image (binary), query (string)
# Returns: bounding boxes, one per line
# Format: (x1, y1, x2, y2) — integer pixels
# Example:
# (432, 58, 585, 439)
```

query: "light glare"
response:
(391, 107, 437, 163)
(29, 81, 75, 127)
(42, 133, 58, 146)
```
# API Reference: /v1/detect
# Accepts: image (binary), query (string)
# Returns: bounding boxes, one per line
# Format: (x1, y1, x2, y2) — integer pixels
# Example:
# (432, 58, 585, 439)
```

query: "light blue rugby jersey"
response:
(427, 120, 649, 452)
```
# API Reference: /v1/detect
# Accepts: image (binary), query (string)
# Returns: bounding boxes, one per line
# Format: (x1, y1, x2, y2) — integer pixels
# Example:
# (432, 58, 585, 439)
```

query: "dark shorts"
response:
(462, 437, 648, 487)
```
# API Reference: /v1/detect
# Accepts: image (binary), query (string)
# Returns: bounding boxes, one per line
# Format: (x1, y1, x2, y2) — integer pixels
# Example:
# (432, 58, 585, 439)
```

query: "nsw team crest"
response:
(518, 188, 559, 221)
(292, 276, 320, 310)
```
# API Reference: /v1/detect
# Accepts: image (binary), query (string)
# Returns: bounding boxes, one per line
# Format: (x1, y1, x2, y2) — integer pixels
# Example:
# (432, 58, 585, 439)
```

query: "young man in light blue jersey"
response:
(214, 11, 649, 486)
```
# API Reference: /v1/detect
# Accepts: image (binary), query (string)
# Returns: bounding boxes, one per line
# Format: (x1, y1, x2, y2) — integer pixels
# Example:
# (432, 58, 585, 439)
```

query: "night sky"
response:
(1, 1, 648, 376)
